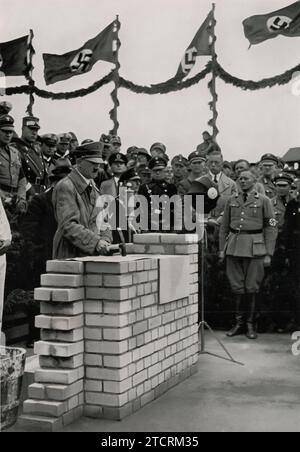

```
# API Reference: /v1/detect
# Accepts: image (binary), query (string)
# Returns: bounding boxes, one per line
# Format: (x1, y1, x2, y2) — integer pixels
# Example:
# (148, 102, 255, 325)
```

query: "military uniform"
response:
(138, 157, 178, 232)
(171, 155, 189, 189)
(0, 115, 26, 211)
(14, 117, 48, 194)
(258, 154, 279, 199)
(283, 196, 300, 327)
(220, 190, 277, 338)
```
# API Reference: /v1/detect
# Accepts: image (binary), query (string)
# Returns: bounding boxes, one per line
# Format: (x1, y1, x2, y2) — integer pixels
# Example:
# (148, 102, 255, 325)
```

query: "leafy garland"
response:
(4, 60, 300, 99)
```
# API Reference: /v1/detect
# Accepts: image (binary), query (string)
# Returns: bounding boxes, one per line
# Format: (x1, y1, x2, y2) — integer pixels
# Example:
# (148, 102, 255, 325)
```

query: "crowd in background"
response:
(0, 99, 300, 345)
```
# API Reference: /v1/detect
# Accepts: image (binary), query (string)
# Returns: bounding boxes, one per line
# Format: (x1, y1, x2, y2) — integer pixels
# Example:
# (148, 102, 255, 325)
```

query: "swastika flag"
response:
(43, 20, 117, 85)
(174, 11, 213, 80)
(243, 1, 300, 46)
(0, 34, 31, 76)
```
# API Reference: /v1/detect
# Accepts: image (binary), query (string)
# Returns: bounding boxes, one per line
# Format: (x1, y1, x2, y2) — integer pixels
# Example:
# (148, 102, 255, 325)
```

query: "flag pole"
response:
(26, 29, 35, 116)
(109, 15, 121, 135)
(208, 3, 219, 140)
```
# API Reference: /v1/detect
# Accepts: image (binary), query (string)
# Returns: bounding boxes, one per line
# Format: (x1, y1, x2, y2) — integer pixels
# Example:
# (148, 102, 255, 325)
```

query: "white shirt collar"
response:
(76, 168, 92, 186)
(209, 171, 221, 182)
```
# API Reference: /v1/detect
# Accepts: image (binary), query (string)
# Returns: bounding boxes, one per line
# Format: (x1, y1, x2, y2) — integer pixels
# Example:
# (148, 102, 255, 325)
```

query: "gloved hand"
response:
(16, 199, 27, 215)
(264, 255, 272, 268)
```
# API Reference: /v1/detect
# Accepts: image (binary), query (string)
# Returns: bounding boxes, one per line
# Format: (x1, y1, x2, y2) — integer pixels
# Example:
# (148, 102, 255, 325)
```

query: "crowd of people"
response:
(0, 98, 299, 345)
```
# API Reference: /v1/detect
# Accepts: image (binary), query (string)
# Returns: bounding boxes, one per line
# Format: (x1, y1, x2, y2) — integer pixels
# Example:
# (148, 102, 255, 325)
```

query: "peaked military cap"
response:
(0, 114, 14, 130)
(119, 168, 141, 185)
(23, 116, 40, 130)
(150, 142, 166, 154)
(41, 133, 57, 146)
(108, 152, 127, 166)
(188, 150, 206, 163)
(148, 156, 168, 170)
(171, 154, 189, 167)
(274, 172, 294, 185)
(75, 141, 104, 163)
(260, 153, 278, 165)
(137, 148, 151, 160)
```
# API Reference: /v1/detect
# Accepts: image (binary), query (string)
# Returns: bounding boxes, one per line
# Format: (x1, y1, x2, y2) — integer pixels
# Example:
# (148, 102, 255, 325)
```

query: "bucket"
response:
(0, 346, 26, 431)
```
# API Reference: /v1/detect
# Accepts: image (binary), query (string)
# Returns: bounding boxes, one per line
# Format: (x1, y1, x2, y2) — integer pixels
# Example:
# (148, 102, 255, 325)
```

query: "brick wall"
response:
(20, 233, 199, 431)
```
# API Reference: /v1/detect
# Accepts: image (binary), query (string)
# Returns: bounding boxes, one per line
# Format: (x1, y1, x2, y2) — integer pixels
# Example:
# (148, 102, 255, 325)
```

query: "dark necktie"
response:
(243, 192, 248, 203)
(86, 183, 93, 201)
(281, 196, 287, 207)
(214, 174, 218, 184)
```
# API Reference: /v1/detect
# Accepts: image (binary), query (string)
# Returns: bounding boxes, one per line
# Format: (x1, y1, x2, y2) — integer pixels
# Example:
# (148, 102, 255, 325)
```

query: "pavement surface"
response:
(7, 331, 300, 433)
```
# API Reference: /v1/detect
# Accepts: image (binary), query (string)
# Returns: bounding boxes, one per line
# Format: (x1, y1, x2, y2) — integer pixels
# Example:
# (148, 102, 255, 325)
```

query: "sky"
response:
(0, 0, 300, 161)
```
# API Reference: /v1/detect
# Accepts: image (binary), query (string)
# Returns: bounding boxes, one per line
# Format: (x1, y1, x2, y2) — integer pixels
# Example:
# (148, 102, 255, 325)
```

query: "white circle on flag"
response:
(70, 49, 93, 73)
(267, 16, 292, 33)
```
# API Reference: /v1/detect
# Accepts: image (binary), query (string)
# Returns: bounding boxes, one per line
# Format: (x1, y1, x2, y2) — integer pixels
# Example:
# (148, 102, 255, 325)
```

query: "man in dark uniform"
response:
(138, 156, 178, 232)
(171, 154, 189, 189)
(283, 194, 300, 329)
(14, 116, 48, 196)
(178, 151, 206, 195)
(55, 133, 71, 159)
(220, 170, 277, 339)
(270, 172, 295, 330)
(110, 135, 122, 153)
(41, 134, 58, 171)
(0, 115, 27, 214)
(258, 153, 278, 199)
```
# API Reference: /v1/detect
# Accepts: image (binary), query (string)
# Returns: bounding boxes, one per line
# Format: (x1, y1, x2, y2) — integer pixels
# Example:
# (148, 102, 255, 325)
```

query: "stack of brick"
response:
(20, 233, 199, 431)
(20, 261, 85, 431)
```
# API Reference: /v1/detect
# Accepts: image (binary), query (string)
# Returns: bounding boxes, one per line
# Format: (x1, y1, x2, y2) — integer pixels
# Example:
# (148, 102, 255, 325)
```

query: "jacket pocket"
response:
(252, 237, 266, 257)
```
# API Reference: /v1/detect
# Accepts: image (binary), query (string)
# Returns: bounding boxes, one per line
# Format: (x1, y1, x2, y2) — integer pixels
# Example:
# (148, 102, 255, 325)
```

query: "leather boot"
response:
(246, 294, 258, 340)
(227, 295, 245, 337)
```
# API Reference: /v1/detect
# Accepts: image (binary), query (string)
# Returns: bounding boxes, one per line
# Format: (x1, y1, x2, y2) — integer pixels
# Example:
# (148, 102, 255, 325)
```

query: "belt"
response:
(0, 184, 18, 194)
(230, 227, 263, 235)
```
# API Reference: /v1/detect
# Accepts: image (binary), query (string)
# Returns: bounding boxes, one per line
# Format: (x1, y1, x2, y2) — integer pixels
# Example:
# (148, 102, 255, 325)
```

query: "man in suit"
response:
(99, 152, 127, 197)
(52, 142, 112, 259)
(219, 170, 277, 339)
(0, 196, 11, 345)
(206, 151, 237, 224)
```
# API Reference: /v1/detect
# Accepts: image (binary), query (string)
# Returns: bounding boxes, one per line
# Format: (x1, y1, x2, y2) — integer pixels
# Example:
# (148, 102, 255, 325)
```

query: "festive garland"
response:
(216, 61, 300, 90)
(4, 60, 300, 99)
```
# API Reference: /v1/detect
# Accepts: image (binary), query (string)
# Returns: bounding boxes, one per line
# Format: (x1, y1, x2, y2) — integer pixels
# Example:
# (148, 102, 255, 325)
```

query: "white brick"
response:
(46, 260, 84, 274)
(40, 301, 83, 316)
(85, 380, 103, 392)
(84, 354, 102, 367)
(103, 274, 133, 287)
(85, 340, 128, 354)
(160, 234, 199, 244)
(83, 301, 103, 313)
(133, 272, 148, 284)
(23, 399, 66, 417)
(28, 380, 83, 401)
(85, 261, 129, 274)
(34, 287, 84, 302)
(103, 300, 132, 314)
(34, 340, 84, 357)
(41, 274, 83, 288)
(133, 234, 161, 244)
(84, 274, 103, 286)
(35, 314, 83, 331)
(35, 367, 84, 384)
(141, 294, 156, 307)
(87, 287, 129, 301)
(103, 352, 132, 368)
(103, 378, 132, 394)
(103, 326, 132, 341)
(85, 313, 129, 328)
(86, 367, 129, 381)
(41, 328, 83, 343)
(85, 392, 128, 407)
(175, 244, 199, 254)
(84, 327, 102, 340)
(133, 320, 148, 336)
(132, 370, 148, 387)
(39, 354, 83, 369)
